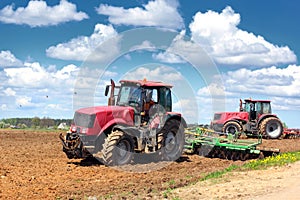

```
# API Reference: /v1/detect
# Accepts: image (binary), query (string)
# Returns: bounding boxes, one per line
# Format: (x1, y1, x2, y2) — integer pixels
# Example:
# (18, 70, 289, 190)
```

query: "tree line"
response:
(0, 117, 72, 129)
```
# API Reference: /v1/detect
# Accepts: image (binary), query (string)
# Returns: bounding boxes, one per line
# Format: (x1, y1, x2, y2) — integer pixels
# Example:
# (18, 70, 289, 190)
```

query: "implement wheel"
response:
(259, 117, 283, 139)
(101, 130, 134, 166)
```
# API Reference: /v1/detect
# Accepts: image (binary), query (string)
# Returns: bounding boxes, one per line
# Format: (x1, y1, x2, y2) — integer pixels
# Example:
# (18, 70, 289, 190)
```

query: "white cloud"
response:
(1, 59, 119, 117)
(189, 6, 297, 66)
(129, 40, 156, 52)
(272, 97, 300, 111)
(123, 54, 131, 61)
(46, 24, 118, 61)
(223, 65, 300, 97)
(0, 50, 23, 67)
(4, 88, 16, 96)
(4, 62, 79, 89)
(0, 0, 88, 27)
(96, 0, 184, 30)
(152, 51, 185, 63)
(122, 65, 183, 84)
(16, 96, 34, 107)
(46, 104, 68, 111)
(197, 83, 226, 97)
(1, 104, 7, 110)
(173, 98, 199, 123)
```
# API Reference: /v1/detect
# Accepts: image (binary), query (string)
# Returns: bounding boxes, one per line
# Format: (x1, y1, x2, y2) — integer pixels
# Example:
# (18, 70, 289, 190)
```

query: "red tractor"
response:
(211, 99, 283, 139)
(60, 79, 187, 166)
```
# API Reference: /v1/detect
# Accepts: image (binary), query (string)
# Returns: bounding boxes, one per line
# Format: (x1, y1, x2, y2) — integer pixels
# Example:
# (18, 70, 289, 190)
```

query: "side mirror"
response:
(105, 85, 110, 96)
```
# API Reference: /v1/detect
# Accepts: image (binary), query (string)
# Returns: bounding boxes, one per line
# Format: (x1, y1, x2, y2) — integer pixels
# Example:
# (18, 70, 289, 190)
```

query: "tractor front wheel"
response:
(157, 119, 185, 161)
(259, 117, 283, 139)
(101, 130, 134, 166)
(222, 121, 242, 135)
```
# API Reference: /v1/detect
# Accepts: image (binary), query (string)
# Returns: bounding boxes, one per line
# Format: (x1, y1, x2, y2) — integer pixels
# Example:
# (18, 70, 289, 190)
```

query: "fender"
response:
(257, 114, 279, 125)
(225, 117, 246, 125)
(166, 112, 187, 128)
(100, 118, 133, 136)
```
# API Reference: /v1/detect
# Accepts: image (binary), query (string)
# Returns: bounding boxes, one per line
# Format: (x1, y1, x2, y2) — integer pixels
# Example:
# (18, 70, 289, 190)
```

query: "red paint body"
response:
(70, 106, 135, 136)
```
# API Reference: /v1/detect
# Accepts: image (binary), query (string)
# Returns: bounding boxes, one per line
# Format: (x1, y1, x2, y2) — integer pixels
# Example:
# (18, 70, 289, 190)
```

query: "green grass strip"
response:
(200, 164, 240, 181)
(200, 151, 300, 182)
(242, 151, 300, 170)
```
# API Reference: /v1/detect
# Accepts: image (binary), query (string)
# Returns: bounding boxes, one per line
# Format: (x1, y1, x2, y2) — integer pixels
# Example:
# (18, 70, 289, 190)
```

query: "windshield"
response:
(244, 102, 255, 112)
(117, 84, 142, 106)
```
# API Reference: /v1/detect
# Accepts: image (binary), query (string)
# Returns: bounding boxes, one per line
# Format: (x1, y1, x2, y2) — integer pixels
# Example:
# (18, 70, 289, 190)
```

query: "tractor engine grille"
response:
(213, 114, 221, 120)
(73, 112, 96, 128)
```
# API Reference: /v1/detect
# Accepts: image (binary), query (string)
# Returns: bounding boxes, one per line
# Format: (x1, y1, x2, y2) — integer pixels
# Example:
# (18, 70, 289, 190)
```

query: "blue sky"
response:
(0, 0, 300, 127)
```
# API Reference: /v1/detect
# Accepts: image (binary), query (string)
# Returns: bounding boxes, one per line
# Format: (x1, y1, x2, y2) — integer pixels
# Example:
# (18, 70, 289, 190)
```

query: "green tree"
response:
(31, 117, 40, 128)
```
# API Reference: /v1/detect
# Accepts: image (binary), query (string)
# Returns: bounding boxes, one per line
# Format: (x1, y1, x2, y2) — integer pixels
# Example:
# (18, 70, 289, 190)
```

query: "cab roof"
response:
(120, 79, 173, 88)
(244, 99, 271, 103)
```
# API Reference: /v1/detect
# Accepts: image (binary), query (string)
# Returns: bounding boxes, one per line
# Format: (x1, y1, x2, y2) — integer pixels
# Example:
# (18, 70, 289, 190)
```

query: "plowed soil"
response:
(1, 129, 300, 199)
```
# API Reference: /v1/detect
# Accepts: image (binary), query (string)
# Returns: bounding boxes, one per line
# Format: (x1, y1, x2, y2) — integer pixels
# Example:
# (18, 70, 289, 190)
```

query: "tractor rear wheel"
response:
(101, 130, 134, 166)
(259, 117, 283, 139)
(157, 119, 185, 161)
(222, 121, 242, 135)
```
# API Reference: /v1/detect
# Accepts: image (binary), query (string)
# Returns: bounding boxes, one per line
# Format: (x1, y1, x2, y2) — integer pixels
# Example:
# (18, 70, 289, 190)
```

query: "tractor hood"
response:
(72, 106, 135, 135)
(213, 111, 249, 122)
(75, 105, 134, 115)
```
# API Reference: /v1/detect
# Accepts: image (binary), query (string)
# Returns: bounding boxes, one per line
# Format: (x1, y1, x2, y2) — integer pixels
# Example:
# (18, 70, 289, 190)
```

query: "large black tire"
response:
(222, 121, 242, 134)
(101, 130, 134, 166)
(259, 117, 283, 139)
(157, 119, 185, 161)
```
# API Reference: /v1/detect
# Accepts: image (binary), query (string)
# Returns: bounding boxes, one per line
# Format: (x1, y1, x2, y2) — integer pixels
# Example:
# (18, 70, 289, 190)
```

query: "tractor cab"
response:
(240, 99, 272, 121)
(105, 79, 173, 126)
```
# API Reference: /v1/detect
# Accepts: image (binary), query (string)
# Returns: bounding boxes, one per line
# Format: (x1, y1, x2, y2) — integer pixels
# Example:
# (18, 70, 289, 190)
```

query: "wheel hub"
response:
(267, 122, 280, 137)
(117, 140, 130, 158)
(165, 132, 176, 152)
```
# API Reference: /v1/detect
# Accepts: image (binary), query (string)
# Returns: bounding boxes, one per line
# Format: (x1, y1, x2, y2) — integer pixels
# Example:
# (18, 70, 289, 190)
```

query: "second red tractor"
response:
(211, 99, 283, 139)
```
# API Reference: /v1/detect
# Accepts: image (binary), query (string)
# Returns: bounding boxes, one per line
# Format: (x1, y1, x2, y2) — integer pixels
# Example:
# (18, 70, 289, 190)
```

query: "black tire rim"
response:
(165, 131, 177, 154)
(226, 126, 237, 134)
(266, 121, 281, 138)
(116, 139, 132, 163)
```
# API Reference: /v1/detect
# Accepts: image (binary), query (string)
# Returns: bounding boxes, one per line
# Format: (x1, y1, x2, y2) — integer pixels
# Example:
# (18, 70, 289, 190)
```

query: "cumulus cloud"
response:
(122, 65, 183, 84)
(16, 96, 34, 107)
(0, 50, 23, 67)
(4, 62, 79, 88)
(129, 40, 156, 52)
(1, 59, 119, 116)
(152, 51, 185, 63)
(46, 24, 118, 61)
(0, 0, 88, 27)
(189, 6, 296, 66)
(1, 104, 8, 111)
(173, 98, 199, 122)
(223, 65, 300, 97)
(4, 88, 16, 96)
(96, 0, 184, 30)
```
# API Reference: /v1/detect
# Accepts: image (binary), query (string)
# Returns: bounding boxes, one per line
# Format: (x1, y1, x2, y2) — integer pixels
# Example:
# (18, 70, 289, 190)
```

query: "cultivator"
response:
(283, 128, 300, 139)
(184, 127, 280, 161)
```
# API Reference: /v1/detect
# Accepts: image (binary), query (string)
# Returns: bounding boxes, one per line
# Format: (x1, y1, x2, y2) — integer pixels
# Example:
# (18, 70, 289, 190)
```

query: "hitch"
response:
(59, 132, 85, 159)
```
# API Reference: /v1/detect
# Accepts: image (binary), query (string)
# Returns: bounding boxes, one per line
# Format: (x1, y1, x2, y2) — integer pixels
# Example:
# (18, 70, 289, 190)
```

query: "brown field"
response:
(1, 129, 300, 199)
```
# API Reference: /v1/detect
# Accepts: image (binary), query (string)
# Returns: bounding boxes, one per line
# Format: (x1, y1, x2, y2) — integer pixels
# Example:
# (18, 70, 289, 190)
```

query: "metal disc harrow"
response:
(184, 127, 280, 161)
(283, 128, 300, 139)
